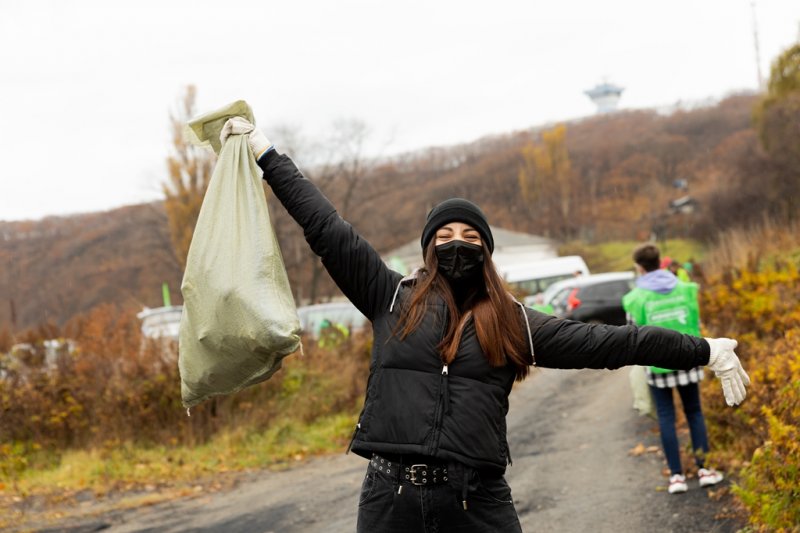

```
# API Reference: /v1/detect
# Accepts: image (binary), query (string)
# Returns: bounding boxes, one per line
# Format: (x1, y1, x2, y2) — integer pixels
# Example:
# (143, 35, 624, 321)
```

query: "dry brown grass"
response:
(702, 217, 800, 278)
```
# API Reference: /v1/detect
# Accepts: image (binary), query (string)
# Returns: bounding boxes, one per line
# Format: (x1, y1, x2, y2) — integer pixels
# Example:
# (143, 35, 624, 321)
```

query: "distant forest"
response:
(2, 91, 797, 333)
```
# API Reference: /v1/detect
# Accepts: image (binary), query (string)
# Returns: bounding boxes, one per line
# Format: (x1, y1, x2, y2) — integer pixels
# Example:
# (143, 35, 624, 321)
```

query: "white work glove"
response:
(705, 337, 750, 406)
(219, 117, 273, 160)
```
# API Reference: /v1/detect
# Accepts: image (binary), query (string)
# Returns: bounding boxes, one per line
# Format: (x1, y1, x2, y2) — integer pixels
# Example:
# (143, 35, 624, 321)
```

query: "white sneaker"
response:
(698, 468, 724, 487)
(668, 474, 688, 494)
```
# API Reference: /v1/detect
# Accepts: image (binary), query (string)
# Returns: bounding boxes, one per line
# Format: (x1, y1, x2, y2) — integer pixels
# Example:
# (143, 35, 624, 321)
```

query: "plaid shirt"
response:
(626, 311, 705, 389)
(646, 366, 704, 389)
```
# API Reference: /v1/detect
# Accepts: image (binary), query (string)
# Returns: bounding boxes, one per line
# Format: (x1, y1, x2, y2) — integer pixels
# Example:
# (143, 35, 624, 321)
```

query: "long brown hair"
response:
(395, 241, 532, 381)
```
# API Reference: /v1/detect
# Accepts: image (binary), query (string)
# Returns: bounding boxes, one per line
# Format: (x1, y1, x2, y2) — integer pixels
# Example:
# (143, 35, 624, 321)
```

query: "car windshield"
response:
(514, 274, 576, 298)
(541, 279, 577, 304)
(550, 287, 574, 311)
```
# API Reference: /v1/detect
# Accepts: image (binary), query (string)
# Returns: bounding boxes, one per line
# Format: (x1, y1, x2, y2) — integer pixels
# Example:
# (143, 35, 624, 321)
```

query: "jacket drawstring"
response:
(388, 281, 403, 313)
(513, 300, 536, 365)
(389, 270, 420, 313)
(505, 440, 513, 466)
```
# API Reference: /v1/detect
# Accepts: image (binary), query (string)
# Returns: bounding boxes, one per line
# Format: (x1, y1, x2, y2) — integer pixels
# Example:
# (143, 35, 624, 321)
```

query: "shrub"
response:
(0, 304, 370, 487)
(699, 224, 800, 531)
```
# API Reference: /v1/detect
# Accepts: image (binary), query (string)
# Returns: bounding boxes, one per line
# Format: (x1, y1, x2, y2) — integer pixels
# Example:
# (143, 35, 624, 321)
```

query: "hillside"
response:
(0, 94, 764, 332)
(0, 204, 183, 332)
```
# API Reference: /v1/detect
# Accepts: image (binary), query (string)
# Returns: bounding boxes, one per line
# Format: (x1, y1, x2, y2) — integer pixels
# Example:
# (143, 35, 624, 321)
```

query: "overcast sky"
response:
(1, 0, 798, 221)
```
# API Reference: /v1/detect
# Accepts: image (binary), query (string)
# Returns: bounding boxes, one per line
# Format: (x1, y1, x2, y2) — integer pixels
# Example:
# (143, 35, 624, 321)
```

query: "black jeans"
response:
(356, 459, 522, 533)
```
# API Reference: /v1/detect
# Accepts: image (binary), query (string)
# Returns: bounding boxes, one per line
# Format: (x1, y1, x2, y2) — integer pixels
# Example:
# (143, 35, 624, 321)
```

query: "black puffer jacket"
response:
(258, 151, 710, 476)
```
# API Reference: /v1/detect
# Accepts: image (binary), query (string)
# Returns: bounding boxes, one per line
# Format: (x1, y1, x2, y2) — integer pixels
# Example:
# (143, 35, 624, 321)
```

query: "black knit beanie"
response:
(420, 198, 494, 254)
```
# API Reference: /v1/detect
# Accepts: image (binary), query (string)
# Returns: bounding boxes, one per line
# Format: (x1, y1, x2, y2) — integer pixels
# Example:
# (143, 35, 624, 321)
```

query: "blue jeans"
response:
(357, 460, 522, 533)
(650, 382, 710, 475)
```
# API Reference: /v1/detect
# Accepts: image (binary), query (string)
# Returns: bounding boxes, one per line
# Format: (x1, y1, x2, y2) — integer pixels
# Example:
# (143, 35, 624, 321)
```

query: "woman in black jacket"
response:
(220, 117, 750, 533)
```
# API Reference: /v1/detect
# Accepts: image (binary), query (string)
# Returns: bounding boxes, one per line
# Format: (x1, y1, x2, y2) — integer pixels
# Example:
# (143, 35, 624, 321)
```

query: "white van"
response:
(498, 255, 590, 299)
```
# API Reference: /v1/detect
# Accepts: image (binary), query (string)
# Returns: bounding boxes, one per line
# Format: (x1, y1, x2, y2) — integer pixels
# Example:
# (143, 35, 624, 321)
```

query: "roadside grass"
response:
(0, 412, 358, 529)
(702, 217, 800, 275)
(19, 412, 355, 491)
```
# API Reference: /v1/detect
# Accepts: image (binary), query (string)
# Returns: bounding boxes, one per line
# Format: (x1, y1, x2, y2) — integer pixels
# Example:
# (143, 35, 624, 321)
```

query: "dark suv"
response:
(551, 272, 635, 325)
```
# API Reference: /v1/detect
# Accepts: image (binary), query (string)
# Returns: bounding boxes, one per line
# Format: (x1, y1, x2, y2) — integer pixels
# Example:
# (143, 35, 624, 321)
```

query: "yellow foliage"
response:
(162, 85, 216, 269)
(700, 258, 800, 530)
(518, 124, 576, 237)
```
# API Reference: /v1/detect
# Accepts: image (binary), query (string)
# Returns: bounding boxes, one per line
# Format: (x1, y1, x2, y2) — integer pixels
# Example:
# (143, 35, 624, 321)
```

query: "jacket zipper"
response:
(441, 364, 450, 414)
(428, 313, 450, 456)
(429, 368, 446, 455)
(433, 364, 451, 453)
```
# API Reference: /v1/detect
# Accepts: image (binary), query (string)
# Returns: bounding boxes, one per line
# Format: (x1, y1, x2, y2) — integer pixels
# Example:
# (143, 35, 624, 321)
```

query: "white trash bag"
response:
(179, 100, 301, 409)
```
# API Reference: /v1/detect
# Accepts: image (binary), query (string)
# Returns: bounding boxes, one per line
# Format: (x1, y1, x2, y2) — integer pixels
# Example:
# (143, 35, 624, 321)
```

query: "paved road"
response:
(40, 368, 743, 532)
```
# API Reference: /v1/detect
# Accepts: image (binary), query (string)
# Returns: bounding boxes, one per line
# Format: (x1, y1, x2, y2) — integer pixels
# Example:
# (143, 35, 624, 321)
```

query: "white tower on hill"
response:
(585, 82, 624, 114)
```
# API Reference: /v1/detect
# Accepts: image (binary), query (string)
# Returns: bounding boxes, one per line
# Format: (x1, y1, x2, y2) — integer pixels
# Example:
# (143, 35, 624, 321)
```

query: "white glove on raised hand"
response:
(219, 117, 273, 160)
(705, 337, 750, 406)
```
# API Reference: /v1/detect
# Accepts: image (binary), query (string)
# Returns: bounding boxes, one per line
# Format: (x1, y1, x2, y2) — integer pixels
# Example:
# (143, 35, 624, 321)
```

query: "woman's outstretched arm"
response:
(257, 149, 402, 321)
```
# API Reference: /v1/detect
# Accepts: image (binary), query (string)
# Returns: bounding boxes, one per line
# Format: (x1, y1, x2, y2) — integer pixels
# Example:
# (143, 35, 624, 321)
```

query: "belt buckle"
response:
(409, 464, 428, 485)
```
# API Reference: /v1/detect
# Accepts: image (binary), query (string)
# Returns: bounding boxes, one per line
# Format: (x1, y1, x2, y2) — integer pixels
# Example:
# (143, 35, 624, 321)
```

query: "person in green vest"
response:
(318, 318, 350, 349)
(623, 244, 724, 495)
(667, 259, 691, 282)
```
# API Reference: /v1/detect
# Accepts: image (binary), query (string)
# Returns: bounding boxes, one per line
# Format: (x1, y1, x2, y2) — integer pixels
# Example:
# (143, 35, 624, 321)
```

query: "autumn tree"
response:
(162, 86, 216, 269)
(756, 43, 800, 149)
(518, 124, 576, 238)
(604, 153, 667, 240)
(0, 323, 12, 352)
(753, 43, 800, 222)
(698, 45, 800, 234)
(303, 119, 379, 303)
(259, 119, 385, 305)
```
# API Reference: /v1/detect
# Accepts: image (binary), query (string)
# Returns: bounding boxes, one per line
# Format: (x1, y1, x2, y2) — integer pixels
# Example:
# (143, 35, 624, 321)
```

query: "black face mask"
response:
(435, 240, 484, 281)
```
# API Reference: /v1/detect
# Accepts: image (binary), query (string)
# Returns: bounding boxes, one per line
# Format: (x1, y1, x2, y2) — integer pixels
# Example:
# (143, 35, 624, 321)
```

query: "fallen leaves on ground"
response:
(628, 443, 661, 456)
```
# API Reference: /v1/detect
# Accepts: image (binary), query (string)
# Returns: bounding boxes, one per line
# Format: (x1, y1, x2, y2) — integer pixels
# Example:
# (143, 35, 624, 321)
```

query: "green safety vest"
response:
(622, 281, 701, 374)
(318, 323, 350, 349)
(530, 303, 555, 315)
